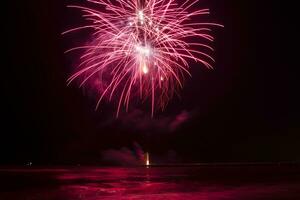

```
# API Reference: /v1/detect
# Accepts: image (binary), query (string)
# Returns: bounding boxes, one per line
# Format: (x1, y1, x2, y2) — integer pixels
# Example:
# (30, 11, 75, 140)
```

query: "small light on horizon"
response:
(146, 152, 150, 166)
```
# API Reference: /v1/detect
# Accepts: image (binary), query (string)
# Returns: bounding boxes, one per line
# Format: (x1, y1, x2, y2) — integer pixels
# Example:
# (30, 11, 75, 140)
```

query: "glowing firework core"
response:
(138, 11, 145, 23)
(64, 0, 223, 117)
(135, 45, 151, 57)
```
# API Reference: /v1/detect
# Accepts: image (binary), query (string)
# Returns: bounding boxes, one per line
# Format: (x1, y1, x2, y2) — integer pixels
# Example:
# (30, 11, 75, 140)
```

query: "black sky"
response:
(1, 0, 291, 165)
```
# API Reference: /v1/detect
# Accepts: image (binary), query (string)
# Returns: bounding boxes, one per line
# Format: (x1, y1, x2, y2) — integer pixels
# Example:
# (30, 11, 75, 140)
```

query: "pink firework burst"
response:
(63, 0, 223, 117)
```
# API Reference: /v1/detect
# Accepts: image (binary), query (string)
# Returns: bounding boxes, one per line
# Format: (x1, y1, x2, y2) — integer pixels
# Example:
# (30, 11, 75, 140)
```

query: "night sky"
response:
(2, 0, 291, 165)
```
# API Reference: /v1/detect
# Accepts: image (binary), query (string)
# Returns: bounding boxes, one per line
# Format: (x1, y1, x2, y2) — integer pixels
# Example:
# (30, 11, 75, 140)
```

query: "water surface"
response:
(0, 165, 299, 199)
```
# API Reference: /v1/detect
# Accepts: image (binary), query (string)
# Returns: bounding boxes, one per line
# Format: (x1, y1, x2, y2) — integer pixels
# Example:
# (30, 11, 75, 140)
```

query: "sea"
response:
(1, 165, 300, 200)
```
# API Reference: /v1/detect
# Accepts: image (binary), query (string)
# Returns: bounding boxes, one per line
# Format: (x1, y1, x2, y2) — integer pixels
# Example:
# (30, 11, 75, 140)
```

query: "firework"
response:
(63, 0, 223, 117)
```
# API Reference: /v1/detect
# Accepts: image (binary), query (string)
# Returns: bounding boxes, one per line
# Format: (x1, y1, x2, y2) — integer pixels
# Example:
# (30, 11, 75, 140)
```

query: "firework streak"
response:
(63, 0, 223, 117)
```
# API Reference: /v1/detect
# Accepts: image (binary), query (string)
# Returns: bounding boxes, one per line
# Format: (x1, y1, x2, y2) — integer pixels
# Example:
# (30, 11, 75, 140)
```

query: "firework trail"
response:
(63, 0, 223, 117)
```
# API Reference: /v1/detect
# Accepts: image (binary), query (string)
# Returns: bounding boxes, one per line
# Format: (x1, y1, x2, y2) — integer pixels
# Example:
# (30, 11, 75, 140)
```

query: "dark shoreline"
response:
(1, 162, 300, 170)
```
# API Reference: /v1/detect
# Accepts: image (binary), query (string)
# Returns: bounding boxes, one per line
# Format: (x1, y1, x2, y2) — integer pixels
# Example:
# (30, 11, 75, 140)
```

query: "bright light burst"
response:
(63, 0, 223, 117)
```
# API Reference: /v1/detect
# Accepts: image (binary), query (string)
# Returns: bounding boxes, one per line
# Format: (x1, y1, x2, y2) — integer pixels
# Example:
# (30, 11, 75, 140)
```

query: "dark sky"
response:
(1, 0, 291, 165)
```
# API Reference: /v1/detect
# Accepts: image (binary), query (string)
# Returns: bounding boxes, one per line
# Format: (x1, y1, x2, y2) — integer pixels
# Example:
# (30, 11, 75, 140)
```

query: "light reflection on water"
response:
(0, 166, 300, 199)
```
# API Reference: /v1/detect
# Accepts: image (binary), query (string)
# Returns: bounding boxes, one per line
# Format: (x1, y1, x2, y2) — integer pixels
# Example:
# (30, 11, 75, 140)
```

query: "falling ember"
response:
(63, 0, 223, 117)
(142, 64, 149, 74)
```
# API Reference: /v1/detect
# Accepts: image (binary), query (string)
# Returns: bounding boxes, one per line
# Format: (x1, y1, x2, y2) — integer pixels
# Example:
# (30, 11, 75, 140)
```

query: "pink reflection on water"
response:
(1, 166, 300, 200)
(55, 167, 300, 200)
(59, 184, 296, 200)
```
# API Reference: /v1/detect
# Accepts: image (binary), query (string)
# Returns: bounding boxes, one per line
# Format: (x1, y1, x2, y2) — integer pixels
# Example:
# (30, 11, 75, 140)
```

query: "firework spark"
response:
(63, 0, 223, 117)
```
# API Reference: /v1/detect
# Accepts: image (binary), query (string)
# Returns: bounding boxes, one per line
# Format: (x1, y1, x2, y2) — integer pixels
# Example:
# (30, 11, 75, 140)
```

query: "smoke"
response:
(102, 109, 194, 133)
(101, 142, 182, 165)
(101, 142, 145, 166)
(169, 110, 190, 132)
(99, 110, 194, 165)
